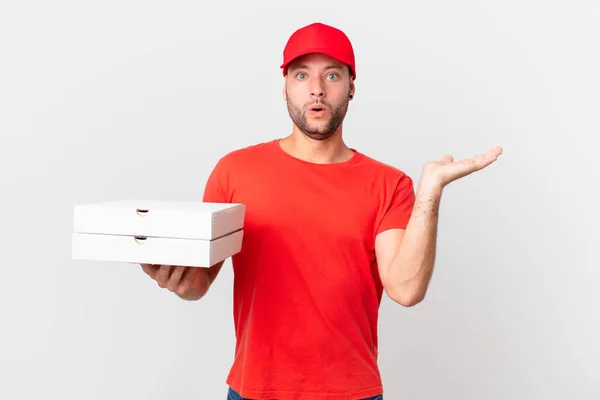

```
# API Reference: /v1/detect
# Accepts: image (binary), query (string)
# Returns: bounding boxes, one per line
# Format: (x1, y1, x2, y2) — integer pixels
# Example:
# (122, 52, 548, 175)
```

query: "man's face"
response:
(284, 53, 354, 141)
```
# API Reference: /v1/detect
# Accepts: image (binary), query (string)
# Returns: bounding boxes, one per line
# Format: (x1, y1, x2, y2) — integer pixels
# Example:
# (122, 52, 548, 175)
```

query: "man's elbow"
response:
(386, 287, 425, 307)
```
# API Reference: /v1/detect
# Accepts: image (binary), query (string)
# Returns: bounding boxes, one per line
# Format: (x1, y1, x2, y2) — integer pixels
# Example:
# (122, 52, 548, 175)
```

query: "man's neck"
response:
(279, 128, 354, 164)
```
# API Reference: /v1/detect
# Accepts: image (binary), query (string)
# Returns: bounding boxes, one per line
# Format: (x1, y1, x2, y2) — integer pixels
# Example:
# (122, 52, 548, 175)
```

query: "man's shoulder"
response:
(215, 140, 275, 166)
(356, 150, 412, 180)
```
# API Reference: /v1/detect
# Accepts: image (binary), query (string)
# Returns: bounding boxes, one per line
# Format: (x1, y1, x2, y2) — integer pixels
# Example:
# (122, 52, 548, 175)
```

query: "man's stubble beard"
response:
(286, 90, 351, 141)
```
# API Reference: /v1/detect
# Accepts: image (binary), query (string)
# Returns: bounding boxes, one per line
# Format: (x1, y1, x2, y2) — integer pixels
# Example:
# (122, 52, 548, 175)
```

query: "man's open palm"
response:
(422, 146, 503, 189)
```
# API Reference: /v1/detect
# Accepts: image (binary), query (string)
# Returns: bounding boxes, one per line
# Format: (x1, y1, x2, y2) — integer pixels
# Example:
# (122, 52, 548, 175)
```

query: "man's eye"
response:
(296, 73, 307, 80)
(327, 73, 339, 80)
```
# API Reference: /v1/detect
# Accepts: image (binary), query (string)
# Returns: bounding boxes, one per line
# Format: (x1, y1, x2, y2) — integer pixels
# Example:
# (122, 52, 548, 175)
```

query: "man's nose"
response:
(310, 79, 325, 98)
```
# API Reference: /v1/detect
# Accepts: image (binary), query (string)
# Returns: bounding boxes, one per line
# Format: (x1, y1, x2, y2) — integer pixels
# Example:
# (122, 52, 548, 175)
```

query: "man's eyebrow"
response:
(289, 64, 308, 71)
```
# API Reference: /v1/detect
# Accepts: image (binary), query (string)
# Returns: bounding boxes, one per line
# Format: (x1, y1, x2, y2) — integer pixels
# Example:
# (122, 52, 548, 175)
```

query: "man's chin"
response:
(301, 129, 335, 141)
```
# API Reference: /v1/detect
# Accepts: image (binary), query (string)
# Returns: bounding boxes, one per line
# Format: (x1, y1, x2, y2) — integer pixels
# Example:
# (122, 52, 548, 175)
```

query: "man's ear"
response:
(349, 81, 355, 100)
(282, 82, 287, 101)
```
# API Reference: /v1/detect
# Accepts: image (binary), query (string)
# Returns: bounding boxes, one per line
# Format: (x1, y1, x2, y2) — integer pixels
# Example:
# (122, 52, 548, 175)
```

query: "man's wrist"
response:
(416, 179, 443, 199)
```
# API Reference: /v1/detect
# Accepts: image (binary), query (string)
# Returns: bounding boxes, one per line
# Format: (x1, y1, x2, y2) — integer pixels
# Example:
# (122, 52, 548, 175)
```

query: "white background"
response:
(1, 0, 598, 399)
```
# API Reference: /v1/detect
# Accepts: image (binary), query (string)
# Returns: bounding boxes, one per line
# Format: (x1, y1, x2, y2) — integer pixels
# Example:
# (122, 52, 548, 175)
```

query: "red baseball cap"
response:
(280, 22, 356, 80)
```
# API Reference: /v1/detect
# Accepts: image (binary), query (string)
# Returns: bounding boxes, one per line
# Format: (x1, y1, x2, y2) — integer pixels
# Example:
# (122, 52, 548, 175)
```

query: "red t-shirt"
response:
(202, 139, 415, 399)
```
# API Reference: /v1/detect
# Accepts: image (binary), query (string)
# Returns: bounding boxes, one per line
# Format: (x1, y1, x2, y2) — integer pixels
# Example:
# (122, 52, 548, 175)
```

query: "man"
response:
(141, 22, 502, 399)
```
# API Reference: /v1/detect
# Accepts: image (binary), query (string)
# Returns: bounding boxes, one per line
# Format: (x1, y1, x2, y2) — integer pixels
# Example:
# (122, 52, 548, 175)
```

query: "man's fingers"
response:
(140, 264, 203, 299)
(141, 263, 159, 279)
(474, 146, 502, 165)
(156, 265, 173, 288)
(166, 266, 186, 291)
(439, 155, 454, 164)
(475, 146, 502, 169)
(457, 146, 502, 172)
(489, 146, 503, 157)
(176, 268, 205, 297)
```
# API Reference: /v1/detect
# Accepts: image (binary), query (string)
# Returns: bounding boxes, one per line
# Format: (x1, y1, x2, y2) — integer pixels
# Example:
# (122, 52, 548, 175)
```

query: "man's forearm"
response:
(387, 182, 443, 306)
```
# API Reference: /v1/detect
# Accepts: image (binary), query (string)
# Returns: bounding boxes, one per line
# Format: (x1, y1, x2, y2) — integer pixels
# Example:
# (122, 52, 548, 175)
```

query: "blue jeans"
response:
(227, 386, 383, 400)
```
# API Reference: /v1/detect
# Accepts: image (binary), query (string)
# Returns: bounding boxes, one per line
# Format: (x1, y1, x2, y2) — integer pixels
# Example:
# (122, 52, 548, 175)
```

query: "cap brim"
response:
(280, 47, 354, 77)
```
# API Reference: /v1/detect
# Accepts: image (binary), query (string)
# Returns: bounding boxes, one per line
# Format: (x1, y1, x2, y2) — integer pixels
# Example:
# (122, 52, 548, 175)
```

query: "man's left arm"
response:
(376, 146, 503, 307)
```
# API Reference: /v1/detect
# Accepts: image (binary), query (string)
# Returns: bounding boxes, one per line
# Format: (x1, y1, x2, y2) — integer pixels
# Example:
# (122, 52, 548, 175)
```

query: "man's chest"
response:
(229, 168, 380, 250)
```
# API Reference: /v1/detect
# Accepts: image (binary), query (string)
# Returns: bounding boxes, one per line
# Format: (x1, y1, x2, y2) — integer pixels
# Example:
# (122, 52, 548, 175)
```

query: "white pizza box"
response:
(73, 199, 245, 240)
(71, 230, 244, 268)
(71, 199, 245, 267)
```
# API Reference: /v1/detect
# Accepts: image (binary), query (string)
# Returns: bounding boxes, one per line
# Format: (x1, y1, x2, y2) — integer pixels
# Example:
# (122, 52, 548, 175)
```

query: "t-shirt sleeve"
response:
(375, 173, 415, 235)
(202, 157, 231, 203)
